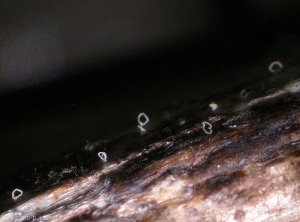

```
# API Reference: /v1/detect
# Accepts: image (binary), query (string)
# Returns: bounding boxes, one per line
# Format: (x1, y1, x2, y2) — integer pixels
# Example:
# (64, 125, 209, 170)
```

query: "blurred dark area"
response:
(0, 0, 300, 186)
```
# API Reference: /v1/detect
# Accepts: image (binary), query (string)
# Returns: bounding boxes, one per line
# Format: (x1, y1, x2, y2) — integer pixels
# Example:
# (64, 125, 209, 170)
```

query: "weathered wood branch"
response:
(2, 77, 300, 221)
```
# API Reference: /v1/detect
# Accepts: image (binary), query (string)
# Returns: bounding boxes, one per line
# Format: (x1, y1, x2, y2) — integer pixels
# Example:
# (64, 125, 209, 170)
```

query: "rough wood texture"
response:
(2, 77, 300, 221)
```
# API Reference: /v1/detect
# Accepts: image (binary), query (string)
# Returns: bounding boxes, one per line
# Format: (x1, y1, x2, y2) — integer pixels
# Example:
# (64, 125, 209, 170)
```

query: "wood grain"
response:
(2, 77, 300, 221)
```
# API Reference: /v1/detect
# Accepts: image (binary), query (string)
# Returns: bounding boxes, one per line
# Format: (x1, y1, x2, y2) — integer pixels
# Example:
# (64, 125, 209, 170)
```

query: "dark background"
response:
(0, 1, 300, 179)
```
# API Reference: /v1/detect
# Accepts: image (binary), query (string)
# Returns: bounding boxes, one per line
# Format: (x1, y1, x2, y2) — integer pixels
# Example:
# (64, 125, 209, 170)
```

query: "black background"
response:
(0, 1, 300, 181)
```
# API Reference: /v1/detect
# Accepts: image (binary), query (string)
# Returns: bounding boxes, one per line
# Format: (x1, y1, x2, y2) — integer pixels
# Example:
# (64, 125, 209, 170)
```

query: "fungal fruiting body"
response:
(179, 118, 186, 125)
(137, 112, 149, 132)
(202, 121, 212, 134)
(98, 152, 107, 162)
(268, 61, 283, 73)
(240, 89, 249, 99)
(12, 189, 23, 200)
(209, 102, 218, 111)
